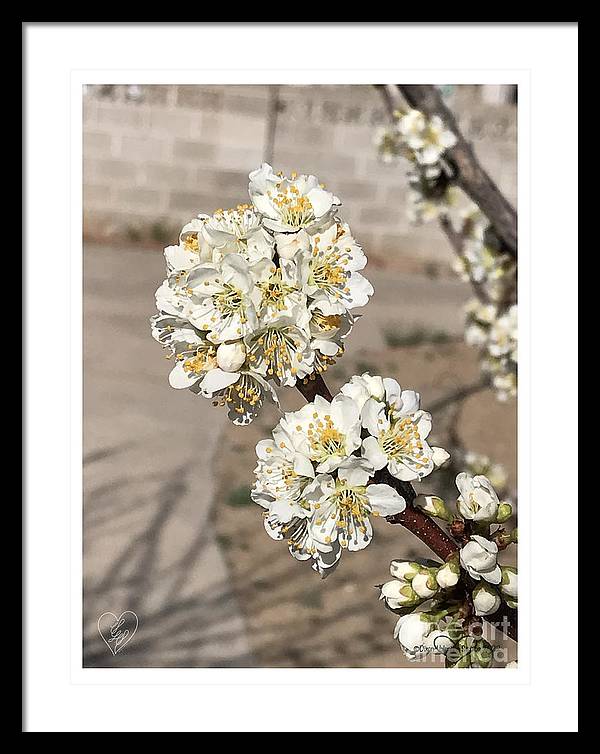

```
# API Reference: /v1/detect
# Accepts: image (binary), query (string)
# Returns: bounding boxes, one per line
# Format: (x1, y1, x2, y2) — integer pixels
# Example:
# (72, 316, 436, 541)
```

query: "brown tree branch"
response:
(395, 84, 517, 258)
(296, 373, 333, 403)
(295, 374, 517, 642)
(375, 467, 459, 560)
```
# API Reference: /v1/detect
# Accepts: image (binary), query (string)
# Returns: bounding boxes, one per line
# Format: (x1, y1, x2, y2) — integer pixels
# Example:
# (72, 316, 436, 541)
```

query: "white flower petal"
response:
(168, 362, 199, 389)
(381, 579, 404, 600)
(398, 389, 420, 415)
(366, 484, 406, 516)
(482, 565, 503, 585)
(361, 398, 387, 436)
(432, 446, 450, 467)
(337, 456, 373, 487)
(293, 453, 315, 479)
(306, 186, 334, 217)
(347, 515, 372, 552)
(198, 368, 240, 396)
(383, 378, 402, 408)
(361, 435, 388, 471)
(343, 272, 374, 309)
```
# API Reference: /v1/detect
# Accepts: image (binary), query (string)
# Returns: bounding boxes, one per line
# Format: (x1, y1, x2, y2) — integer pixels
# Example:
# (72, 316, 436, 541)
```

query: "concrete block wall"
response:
(83, 84, 516, 266)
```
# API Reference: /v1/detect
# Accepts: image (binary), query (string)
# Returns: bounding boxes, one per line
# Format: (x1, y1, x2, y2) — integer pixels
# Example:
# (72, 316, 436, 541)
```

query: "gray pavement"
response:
(83, 243, 253, 667)
(354, 267, 469, 350)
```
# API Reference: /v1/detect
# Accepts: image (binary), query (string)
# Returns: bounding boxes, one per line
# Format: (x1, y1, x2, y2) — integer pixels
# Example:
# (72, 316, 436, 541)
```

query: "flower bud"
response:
(496, 502, 513, 523)
(446, 636, 494, 668)
(470, 638, 494, 668)
(379, 579, 420, 610)
(436, 560, 460, 589)
(216, 341, 246, 372)
(412, 571, 438, 599)
(445, 636, 472, 668)
(389, 560, 420, 581)
(472, 582, 501, 616)
(414, 495, 453, 522)
(500, 566, 518, 607)
(455, 472, 499, 523)
(393, 612, 433, 659)
(460, 535, 502, 584)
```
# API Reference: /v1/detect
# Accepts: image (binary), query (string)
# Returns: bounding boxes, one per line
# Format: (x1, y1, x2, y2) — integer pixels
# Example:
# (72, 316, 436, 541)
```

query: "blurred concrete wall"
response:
(83, 84, 516, 263)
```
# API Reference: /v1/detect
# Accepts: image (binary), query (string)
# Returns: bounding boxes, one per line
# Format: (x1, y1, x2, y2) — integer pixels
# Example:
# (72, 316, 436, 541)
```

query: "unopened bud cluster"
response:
(380, 471, 517, 666)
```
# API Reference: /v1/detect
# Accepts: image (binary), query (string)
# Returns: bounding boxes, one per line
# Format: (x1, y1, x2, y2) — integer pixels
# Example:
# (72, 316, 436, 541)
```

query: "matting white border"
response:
(69, 67, 531, 688)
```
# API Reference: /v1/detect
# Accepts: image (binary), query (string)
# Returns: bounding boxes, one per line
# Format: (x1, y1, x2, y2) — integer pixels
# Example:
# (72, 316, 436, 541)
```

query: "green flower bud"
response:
(436, 560, 460, 589)
(412, 570, 439, 599)
(445, 635, 495, 668)
(472, 582, 501, 616)
(400, 584, 419, 603)
(446, 637, 472, 668)
(414, 495, 453, 522)
(500, 566, 518, 605)
(415, 495, 454, 522)
(446, 651, 472, 668)
(379, 579, 421, 610)
(470, 639, 494, 668)
(389, 560, 421, 581)
(445, 619, 466, 643)
(496, 502, 513, 523)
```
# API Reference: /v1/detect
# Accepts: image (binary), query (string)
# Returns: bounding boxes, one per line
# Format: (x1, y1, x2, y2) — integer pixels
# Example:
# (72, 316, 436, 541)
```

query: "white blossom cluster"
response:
(451, 205, 518, 401)
(375, 109, 457, 168)
(150, 164, 374, 424)
(375, 109, 458, 224)
(465, 300, 518, 401)
(380, 471, 517, 666)
(451, 207, 516, 303)
(252, 373, 449, 576)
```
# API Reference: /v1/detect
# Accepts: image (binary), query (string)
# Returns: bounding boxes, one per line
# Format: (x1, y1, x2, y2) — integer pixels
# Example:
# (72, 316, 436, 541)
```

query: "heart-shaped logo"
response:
(97, 611, 139, 656)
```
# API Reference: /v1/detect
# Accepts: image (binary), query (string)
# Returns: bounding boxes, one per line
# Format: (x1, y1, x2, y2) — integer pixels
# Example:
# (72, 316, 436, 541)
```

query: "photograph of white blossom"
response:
(83, 83, 517, 668)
